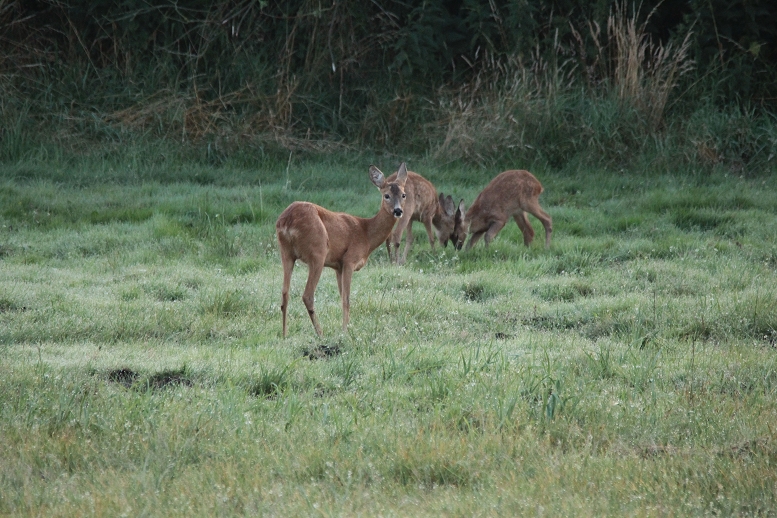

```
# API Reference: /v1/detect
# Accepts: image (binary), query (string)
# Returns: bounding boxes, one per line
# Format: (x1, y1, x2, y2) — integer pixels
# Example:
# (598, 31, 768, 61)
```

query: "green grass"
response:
(1, 158, 777, 516)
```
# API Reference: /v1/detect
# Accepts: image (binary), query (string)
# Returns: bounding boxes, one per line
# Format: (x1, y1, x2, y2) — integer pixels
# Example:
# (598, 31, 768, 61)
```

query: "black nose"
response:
(393, 209, 403, 217)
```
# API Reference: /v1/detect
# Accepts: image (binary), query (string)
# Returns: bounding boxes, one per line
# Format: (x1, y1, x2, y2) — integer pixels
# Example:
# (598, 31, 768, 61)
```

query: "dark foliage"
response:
(1, 0, 775, 163)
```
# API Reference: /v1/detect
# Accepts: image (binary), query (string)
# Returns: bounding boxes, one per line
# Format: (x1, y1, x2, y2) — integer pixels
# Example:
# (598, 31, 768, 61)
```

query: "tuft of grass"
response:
(671, 208, 733, 231)
(198, 288, 249, 316)
(247, 363, 296, 398)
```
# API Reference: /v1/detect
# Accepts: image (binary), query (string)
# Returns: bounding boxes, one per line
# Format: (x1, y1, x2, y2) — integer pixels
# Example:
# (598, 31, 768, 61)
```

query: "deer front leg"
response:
(337, 265, 354, 332)
(390, 210, 412, 264)
(302, 260, 324, 337)
(466, 231, 484, 250)
(399, 223, 414, 265)
(483, 219, 507, 247)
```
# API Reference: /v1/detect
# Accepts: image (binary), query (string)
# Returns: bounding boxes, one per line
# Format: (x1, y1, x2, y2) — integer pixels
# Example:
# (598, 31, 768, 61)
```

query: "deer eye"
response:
(402, 193, 406, 199)
(384, 194, 390, 200)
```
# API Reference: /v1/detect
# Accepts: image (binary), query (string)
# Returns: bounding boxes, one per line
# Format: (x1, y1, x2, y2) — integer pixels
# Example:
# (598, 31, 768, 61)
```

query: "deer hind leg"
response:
(279, 247, 296, 339)
(302, 260, 325, 337)
(513, 211, 535, 246)
(423, 216, 435, 250)
(525, 200, 553, 248)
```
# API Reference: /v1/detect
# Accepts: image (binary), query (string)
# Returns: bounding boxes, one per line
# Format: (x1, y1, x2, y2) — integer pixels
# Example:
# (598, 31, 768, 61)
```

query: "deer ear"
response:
(369, 165, 385, 188)
(456, 199, 466, 216)
(395, 162, 408, 185)
(442, 194, 455, 216)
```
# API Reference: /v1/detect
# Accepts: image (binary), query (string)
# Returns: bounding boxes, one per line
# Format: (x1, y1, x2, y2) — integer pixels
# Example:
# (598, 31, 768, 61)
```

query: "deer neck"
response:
(363, 207, 398, 252)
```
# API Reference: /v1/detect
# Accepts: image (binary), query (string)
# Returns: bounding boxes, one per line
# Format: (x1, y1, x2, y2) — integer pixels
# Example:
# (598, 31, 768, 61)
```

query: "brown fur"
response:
(383, 170, 457, 264)
(276, 163, 408, 338)
(451, 170, 552, 250)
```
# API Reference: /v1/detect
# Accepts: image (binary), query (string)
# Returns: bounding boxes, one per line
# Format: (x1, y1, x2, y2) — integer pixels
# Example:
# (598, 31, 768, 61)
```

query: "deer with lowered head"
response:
(383, 168, 458, 264)
(450, 169, 552, 251)
(276, 163, 408, 338)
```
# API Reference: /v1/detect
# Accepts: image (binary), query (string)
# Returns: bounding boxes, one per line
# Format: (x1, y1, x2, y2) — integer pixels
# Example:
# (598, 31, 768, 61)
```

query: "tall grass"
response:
(603, 2, 694, 128)
(429, 1, 702, 170)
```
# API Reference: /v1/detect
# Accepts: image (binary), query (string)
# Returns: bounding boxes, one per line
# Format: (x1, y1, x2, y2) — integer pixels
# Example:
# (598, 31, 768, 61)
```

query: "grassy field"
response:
(1, 158, 777, 516)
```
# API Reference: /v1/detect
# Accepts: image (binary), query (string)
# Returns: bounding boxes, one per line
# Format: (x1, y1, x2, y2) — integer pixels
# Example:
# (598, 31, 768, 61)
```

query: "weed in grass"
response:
(495, 393, 519, 430)
(544, 379, 573, 421)
(426, 372, 455, 404)
(381, 350, 402, 382)
(280, 393, 305, 432)
(584, 343, 619, 380)
(460, 343, 503, 378)
(623, 348, 662, 392)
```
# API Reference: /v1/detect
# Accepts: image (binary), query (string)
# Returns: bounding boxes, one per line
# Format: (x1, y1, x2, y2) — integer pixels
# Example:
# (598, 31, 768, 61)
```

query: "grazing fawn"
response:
(451, 170, 552, 250)
(383, 169, 458, 264)
(276, 163, 408, 338)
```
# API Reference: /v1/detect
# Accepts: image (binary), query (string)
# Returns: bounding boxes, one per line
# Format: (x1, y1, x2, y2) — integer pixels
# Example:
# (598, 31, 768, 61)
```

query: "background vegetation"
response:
(2, 0, 776, 172)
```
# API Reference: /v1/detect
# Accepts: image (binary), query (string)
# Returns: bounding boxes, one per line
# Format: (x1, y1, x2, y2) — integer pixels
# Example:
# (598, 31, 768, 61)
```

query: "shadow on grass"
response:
(105, 366, 193, 390)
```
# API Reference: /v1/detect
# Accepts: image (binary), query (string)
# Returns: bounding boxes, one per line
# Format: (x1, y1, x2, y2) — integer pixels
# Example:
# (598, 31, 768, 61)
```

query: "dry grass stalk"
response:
(103, 78, 308, 144)
(432, 51, 567, 164)
(607, 1, 694, 127)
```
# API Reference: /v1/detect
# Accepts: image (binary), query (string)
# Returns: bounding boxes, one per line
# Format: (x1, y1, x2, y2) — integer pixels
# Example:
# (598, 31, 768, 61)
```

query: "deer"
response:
(276, 163, 408, 338)
(449, 169, 552, 251)
(383, 169, 458, 264)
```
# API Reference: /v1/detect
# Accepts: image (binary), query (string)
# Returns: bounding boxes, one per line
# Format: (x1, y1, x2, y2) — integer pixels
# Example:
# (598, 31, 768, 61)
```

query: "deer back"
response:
(467, 170, 543, 227)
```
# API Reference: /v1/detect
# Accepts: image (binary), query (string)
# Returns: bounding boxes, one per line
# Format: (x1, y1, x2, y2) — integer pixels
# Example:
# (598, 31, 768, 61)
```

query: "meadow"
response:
(1, 157, 777, 516)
